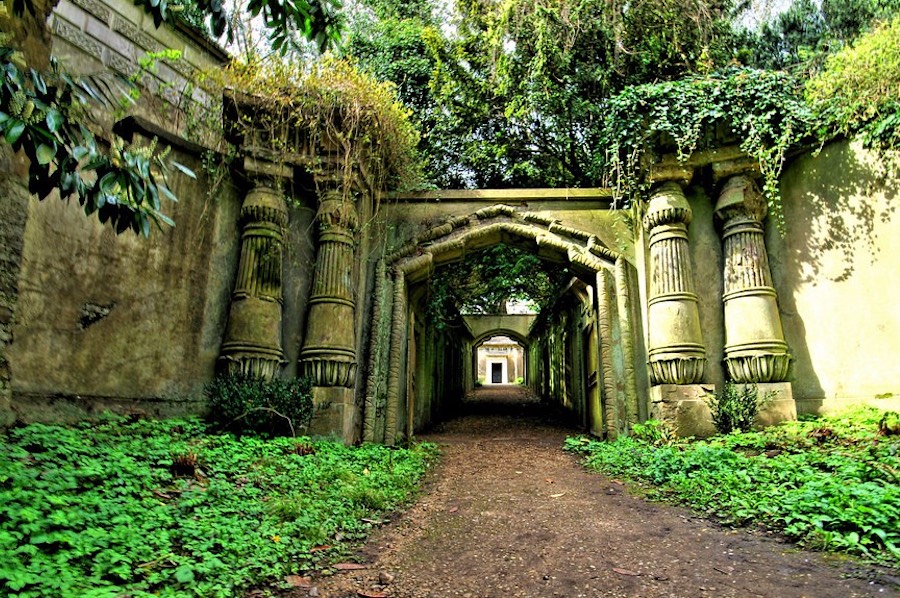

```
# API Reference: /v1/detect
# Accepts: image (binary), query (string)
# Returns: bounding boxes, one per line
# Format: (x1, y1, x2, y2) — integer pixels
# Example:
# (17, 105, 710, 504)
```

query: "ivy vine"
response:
(601, 67, 815, 229)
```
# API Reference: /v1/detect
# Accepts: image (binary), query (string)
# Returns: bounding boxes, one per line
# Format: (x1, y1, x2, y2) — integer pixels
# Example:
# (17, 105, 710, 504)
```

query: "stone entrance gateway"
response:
(216, 147, 799, 444)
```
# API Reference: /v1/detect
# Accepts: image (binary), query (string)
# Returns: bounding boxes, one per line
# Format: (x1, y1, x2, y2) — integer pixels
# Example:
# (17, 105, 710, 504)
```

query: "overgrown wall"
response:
(1, 0, 247, 423)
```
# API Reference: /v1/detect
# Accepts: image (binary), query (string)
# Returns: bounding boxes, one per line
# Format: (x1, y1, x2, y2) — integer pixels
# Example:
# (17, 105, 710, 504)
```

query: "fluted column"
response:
(219, 177, 289, 380)
(716, 175, 791, 382)
(643, 182, 706, 384)
(299, 169, 360, 388)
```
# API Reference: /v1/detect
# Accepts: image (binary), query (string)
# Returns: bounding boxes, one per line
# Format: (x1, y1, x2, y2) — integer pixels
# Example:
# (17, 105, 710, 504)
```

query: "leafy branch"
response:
(0, 47, 194, 236)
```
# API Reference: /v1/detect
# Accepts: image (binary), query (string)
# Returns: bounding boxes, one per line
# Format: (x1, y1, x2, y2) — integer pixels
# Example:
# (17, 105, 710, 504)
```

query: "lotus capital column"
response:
(643, 181, 707, 384)
(219, 164, 290, 380)
(715, 175, 791, 382)
(299, 167, 360, 388)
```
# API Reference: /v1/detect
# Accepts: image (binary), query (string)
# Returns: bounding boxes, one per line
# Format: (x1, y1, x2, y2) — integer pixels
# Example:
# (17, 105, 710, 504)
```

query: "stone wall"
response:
(1, 0, 243, 423)
(769, 140, 900, 413)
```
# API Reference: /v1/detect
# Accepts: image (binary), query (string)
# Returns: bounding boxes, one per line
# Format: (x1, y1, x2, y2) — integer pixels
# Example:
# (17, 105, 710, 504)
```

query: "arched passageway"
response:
(361, 203, 648, 444)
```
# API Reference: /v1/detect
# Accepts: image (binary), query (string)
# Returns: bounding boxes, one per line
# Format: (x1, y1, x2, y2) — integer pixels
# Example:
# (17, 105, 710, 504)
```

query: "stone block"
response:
(649, 384, 716, 438)
(754, 382, 796, 429)
(309, 387, 360, 443)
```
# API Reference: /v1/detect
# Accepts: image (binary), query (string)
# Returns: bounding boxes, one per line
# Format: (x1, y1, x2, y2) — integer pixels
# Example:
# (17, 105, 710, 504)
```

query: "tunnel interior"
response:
(399, 241, 617, 436)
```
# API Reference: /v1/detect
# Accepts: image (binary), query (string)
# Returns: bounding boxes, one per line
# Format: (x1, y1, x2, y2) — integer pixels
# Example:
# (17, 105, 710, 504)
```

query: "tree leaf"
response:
(5, 120, 25, 144)
(35, 143, 55, 165)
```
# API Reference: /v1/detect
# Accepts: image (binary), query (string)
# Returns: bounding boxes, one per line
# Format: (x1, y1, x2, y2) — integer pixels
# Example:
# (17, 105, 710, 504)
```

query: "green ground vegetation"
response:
(0, 416, 437, 597)
(565, 407, 900, 567)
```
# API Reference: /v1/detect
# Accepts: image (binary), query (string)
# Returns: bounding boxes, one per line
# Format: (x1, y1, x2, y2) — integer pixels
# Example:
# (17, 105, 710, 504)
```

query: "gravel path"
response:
(290, 386, 898, 598)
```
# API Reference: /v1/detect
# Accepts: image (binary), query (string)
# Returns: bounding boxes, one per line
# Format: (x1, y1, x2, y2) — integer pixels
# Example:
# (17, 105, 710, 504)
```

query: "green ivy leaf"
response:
(5, 119, 25, 144)
(35, 143, 55, 165)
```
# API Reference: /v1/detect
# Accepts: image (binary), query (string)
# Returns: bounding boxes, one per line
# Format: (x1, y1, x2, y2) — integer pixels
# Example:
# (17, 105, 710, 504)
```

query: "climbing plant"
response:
(218, 56, 423, 195)
(601, 68, 815, 229)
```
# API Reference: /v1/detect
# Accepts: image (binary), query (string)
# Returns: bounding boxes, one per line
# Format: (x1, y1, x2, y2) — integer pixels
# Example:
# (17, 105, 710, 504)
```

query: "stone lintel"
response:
(648, 163, 694, 187)
(753, 382, 796, 429)
(648, 384, 716, 438)
(243, 156, 293, 181)
(711, 156, 760, 183)
(309, 387, 359, 442)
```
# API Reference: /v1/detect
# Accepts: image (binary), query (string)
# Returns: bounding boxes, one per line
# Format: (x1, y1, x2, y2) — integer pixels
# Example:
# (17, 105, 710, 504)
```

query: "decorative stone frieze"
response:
(643, 182, 706, 384)
(715, 175, 791, 382)
(299, 164, 361, 388)
(219, 175, 289, 380)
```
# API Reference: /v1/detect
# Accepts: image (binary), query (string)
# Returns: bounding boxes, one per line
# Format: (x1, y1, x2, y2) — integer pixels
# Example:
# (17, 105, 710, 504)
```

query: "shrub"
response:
(206, 372, 314, 436)
(705, 382, 771, 434)
(631, 419, 676, 445)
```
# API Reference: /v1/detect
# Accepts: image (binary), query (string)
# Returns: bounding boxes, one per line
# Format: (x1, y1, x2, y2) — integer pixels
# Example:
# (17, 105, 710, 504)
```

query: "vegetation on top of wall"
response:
(600, 68, 814, 227)
(218, 55, 423, 195)
(0, 416, 436, 597)
(565, 406, 900, 567)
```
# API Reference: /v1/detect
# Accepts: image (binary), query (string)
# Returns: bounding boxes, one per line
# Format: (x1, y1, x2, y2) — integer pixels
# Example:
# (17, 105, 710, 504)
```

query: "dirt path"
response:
(298, 387, 898, 598)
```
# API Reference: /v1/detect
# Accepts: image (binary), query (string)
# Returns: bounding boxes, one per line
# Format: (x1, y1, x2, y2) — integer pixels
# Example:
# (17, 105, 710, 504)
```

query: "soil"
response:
(286, 386, 900, 598)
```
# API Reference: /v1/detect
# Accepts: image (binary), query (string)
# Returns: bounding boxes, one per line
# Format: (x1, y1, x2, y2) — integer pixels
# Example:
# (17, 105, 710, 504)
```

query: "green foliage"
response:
(705, 382, 772, 434)
(205, 373, 315, 436)
(602, 68, 814, 227)
(135, 0, 344, 53)
(0, 47, 191, 236)
(221, 56, 423, 193)
(630, 419, 676, 446)
(426, 244, 571, 328)
(565, 406, 900, 566)
(806, 15, 900, 150)
(0, 417, 436, 597)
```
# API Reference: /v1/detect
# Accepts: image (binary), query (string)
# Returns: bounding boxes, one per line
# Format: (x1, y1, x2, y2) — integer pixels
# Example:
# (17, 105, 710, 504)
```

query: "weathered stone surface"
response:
(753, 383, 797, 429)
(219, 180, 289, 380)
(715, 175, 791, 384)
(649, 384, 717, 438)
(644, 182, 706, 385)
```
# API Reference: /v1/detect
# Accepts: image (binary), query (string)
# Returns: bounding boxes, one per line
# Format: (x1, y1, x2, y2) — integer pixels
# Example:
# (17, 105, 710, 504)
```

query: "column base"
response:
(309, 386, 360, 443)
(753, 382, 796, 429)
(649, 384, 717, 438)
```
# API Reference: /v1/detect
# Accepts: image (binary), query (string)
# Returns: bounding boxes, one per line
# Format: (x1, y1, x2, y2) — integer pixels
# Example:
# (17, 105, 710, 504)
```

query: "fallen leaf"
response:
(284, 575, 312, 588)
(550, 492, 566, 498)
(362, 518, 386, 524)
(310, 545, 331, 552)
(613, 568, 640, 576)
(449, 506, 459, 513)
(334, 563, 368, 571)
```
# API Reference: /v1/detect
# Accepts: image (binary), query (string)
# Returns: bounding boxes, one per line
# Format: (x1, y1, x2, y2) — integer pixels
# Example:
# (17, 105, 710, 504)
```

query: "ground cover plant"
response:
(0, 416, 436, 597)
(565, 406, 900, 567)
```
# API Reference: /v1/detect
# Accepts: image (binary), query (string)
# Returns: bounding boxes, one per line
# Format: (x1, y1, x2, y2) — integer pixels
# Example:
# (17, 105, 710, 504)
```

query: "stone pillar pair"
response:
(219, 158, 361, 439)
(644, 175, 794, 435)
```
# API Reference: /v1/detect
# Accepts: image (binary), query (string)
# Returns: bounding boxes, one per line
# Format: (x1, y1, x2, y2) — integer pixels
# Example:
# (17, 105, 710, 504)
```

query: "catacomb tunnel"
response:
(361, 200, 650, 444)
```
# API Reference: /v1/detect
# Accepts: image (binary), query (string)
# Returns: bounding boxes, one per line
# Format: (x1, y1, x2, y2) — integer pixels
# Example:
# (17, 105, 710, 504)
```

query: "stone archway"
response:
(362, 203, 645, 445)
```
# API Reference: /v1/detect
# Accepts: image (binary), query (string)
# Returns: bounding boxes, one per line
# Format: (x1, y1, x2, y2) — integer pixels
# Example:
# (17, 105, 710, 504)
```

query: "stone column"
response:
(715, 175, 796, 425)
(643, 182, 706, 384)
(716, 176, 791, 381)
(299, 172, 360, 387)
(299, 165, 362, 441)
(219, 173, 289, 380)
(644, 182, 715, 437)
